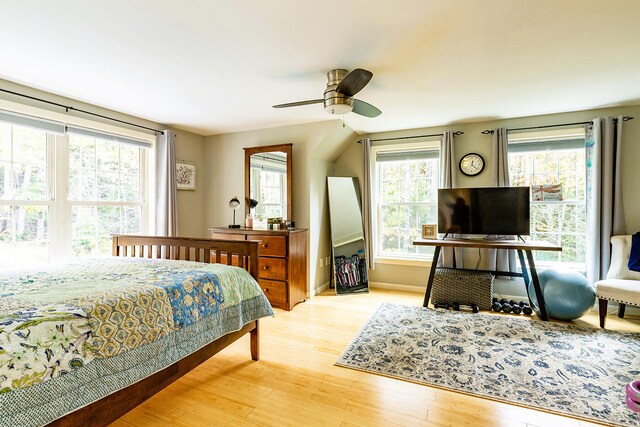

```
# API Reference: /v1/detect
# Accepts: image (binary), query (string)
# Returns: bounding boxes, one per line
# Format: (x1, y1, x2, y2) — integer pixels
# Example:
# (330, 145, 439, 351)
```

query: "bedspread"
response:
(0, 257, 270, 394)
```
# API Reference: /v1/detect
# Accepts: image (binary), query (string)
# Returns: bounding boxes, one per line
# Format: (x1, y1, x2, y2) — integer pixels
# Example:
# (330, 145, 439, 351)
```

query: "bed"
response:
(0, 235, 273, 427)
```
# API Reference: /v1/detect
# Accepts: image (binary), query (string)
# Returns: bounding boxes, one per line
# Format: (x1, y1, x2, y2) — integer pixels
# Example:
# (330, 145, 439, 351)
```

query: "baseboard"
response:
(369, 281, 424, 293)
(311, 281, 330, 297)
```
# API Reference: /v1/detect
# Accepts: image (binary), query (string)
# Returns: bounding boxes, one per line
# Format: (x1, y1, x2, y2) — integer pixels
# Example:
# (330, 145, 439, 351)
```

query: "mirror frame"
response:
(243, 143, 293, 220)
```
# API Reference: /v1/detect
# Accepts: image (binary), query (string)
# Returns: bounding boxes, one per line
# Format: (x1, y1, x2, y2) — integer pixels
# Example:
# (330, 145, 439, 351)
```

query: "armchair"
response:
(595, 235, 640, 328)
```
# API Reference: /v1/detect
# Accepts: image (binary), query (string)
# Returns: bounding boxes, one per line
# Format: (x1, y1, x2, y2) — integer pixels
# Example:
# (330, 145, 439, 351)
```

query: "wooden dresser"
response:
(209, 227, 308, 311)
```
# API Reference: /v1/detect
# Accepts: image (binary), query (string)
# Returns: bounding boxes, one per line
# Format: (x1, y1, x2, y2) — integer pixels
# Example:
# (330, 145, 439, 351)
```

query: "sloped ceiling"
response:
(1, 0, 639, 136)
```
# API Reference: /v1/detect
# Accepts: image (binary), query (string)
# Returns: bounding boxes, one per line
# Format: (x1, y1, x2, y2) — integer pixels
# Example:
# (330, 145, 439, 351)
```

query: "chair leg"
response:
(618, 303, 626, 318)
(598, 298, 608, 328)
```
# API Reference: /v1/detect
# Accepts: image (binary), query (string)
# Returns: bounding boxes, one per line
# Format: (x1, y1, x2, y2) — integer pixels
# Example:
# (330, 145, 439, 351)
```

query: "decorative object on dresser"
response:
(228, 196, 241, 228)
(246, 198, 259, 228)
(209, 227, 308, 310)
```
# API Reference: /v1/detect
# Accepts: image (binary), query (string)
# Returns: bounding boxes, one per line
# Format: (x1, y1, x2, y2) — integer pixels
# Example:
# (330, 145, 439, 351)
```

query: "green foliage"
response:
(378, 157, 438, 256)
(509, 148, 586, 266)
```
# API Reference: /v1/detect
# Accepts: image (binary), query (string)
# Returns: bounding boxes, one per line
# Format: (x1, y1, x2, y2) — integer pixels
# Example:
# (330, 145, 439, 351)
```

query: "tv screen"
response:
(438, 187, 530, 236)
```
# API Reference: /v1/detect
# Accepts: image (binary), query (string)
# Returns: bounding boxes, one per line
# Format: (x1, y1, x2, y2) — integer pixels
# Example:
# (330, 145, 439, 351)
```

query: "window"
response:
(0, 114, 151, 270)
(508, 131, 586, 269)
(373, 142, 439, 260)
(0, 123, 51, 268)
(68, 133, 146, 257)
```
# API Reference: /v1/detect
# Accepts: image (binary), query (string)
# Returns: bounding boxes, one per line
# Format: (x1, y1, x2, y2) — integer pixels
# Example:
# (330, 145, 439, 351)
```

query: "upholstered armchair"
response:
(595, 235, 640, 328)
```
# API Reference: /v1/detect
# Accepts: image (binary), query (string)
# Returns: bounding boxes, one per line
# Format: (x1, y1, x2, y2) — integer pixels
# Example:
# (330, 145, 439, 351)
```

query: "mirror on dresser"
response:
(244, 143, 292, 227)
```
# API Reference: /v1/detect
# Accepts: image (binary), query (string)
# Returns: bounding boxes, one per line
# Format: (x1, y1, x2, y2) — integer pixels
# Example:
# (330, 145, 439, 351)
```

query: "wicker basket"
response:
(432, 268, 494, 310)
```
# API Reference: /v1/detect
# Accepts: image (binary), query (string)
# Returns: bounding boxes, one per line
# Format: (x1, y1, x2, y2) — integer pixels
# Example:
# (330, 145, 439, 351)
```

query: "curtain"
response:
(479, 128, 518, 273)
(155, 130, 178, 237)
(438, 131, 463, 268)
(586, 117, 626, 283)
(362, 138, 375, 270)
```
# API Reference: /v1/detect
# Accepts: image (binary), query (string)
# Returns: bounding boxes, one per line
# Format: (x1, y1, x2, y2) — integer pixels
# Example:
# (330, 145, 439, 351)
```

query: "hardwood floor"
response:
(111, 289, 640, 427)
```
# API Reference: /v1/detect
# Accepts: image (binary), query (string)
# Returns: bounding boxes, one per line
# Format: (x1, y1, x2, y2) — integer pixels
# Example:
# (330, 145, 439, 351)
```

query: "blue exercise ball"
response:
(528, 268, 595, 321)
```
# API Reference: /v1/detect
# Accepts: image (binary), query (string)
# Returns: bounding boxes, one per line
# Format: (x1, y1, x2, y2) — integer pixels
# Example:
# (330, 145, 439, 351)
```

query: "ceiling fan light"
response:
(324, 94, 353, 115)
(325, 103, 352, 115)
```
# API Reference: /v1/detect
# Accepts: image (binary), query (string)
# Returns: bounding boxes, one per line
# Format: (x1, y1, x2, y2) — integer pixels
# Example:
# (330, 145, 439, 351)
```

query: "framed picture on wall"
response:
(176, 161, 196, 190)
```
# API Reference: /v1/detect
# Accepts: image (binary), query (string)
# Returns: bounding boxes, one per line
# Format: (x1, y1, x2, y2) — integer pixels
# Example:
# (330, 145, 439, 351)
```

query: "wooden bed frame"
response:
(49, 235, 262, 427)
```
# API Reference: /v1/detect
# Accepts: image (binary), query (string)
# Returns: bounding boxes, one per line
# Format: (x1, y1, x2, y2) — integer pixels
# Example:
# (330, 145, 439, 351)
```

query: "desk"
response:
(413, 238, 562, 321)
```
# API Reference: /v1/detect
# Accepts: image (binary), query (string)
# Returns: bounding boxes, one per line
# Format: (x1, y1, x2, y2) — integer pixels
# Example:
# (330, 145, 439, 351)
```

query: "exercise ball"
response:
(528, 268, 595, 321)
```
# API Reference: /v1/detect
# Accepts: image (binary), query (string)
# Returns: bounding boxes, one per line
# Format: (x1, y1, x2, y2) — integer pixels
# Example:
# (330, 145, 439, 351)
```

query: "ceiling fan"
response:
(273, 68, 382, 118)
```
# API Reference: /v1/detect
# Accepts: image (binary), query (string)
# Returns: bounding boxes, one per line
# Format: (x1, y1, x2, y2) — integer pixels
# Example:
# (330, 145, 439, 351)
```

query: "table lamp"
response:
(228, 196, 241, 228)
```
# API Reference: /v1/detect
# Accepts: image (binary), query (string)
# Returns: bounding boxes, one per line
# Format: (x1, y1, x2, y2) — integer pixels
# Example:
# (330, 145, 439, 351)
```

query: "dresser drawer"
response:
(259, 280, 287, 304)
(258, 257, 287, 280)
(253, 235, 287, 257)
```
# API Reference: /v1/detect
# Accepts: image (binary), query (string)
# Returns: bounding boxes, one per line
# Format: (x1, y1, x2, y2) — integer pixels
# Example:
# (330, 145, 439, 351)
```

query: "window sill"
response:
(375, 257, 433, 267)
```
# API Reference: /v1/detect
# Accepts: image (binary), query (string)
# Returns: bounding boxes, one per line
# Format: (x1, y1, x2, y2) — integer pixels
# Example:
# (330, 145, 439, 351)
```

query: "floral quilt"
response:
(0, 257, 268, 394)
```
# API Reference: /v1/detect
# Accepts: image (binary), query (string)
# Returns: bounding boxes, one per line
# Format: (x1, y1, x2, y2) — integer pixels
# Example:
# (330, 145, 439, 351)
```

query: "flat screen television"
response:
(438, 187, 530, 236)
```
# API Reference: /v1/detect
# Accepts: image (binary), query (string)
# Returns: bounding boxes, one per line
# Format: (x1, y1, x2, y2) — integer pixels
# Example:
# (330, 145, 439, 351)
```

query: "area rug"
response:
(335, 303, 640, 426)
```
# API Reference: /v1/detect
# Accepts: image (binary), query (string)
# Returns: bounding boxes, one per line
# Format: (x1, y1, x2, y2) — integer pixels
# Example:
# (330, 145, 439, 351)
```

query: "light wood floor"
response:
(111, 289, 640, 427)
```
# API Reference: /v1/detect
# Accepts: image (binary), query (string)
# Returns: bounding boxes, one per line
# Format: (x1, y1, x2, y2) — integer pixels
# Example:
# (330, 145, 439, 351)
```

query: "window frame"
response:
(0, 125, 54, 267)
(507, 129, 587, 271)
(0, 112, 154, 268)
(63, 132, 149, 259)
(371, 139, 440, 263)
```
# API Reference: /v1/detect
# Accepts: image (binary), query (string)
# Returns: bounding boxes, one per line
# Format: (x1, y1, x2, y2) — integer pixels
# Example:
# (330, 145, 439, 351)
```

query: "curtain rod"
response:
(0, 88, 164, 135)
(358, 131, 463, 143)
(480, 116, 634, 134)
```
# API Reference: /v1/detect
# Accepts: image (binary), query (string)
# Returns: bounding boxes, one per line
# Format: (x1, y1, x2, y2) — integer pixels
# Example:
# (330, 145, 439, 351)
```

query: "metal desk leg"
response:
(516, 250, 530, 288)
(423, 245, 441, 307)
(525, 250, 549, 321)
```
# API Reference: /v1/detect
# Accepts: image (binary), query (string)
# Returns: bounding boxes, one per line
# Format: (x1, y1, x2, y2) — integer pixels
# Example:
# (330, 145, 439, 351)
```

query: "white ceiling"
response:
(1, 0, 639, 136)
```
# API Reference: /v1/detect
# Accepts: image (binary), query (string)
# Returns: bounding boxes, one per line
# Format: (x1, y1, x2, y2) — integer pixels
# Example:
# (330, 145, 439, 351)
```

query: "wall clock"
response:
(459, 153, 485, 176)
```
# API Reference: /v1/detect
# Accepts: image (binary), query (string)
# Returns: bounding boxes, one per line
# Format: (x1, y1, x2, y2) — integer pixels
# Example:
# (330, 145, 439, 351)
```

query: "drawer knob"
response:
(263, 265, 269, 270)
(263, 243, 268, 248)
(264, 288, 269, 292)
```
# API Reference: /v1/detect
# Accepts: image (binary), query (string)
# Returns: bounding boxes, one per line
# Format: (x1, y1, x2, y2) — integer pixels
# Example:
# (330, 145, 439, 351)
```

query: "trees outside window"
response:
(68, 134, 145, 256)
(0, 124, 50, 268)
(374, 143, 439, 259)
(508, 135, 586, 270)
(0, 121, 149, 270)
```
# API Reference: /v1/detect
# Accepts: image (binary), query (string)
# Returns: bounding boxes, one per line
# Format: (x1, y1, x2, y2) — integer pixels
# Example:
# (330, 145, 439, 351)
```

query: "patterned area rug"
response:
(336, 303, 640, 426)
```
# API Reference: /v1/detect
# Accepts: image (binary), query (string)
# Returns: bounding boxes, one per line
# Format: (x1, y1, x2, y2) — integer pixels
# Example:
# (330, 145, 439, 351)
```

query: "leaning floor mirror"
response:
(327, 177, 369, 294)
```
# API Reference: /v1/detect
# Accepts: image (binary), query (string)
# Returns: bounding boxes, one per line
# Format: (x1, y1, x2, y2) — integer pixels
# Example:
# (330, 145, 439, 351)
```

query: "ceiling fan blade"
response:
(272, 99, 323, 108)
(335, 68, 373, 97)
(352, 99, 382, 118)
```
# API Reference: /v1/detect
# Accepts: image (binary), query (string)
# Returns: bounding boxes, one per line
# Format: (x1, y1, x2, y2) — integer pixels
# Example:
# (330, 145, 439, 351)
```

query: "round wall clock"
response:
(459, 153, 485, 176)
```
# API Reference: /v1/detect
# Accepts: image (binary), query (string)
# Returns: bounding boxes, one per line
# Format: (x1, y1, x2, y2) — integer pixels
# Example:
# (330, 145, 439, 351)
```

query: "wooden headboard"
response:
(111, 235, 260, 282)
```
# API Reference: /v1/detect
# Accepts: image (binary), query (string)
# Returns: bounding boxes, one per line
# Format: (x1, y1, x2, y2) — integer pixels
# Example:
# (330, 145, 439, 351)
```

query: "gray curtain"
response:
(438, 131, 463, 268)
(480, 128, 518, 273)
(155, 130, 178, 237)
(362, 138, 375, 270)
(586, 117, 626, 283)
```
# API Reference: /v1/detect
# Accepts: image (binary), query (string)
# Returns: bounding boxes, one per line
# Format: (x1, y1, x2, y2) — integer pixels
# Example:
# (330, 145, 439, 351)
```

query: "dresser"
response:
(209, 227, 308, 311)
